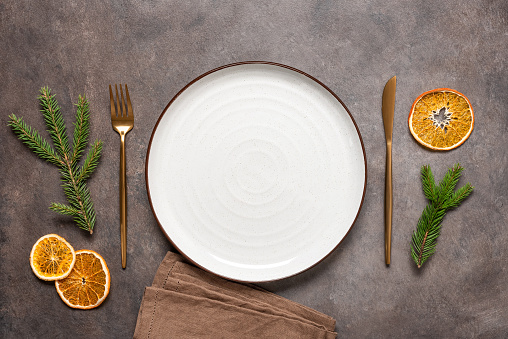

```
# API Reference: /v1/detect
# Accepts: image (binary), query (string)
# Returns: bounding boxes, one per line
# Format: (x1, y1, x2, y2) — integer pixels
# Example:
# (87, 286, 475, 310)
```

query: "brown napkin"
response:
(134, 251, 337, 338)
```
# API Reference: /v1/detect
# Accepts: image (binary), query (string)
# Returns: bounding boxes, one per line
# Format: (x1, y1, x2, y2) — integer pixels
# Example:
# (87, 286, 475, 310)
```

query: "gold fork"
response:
(109, 84, 134, 269)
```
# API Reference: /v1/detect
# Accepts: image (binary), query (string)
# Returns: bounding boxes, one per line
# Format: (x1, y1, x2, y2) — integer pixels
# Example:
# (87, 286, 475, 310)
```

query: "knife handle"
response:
(385, 142, 393, 266)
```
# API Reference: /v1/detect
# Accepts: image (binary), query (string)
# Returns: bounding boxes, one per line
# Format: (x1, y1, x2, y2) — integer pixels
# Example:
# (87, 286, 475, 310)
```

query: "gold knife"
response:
(382, 76, 396, 266)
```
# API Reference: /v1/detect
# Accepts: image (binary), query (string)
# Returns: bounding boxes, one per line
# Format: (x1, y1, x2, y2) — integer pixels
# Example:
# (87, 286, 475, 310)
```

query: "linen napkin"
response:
(134, 251, 337, 338)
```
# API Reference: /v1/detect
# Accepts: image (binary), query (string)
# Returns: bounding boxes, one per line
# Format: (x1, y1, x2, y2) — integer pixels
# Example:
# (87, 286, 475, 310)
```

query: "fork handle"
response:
(120, 132, 127, 269)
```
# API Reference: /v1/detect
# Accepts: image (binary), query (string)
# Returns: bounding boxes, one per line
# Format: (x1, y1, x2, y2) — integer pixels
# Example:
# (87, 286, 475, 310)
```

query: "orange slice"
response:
(55, 250, 110, 309)
(30, 234, 76, 281)
(409, 88, 474, 150)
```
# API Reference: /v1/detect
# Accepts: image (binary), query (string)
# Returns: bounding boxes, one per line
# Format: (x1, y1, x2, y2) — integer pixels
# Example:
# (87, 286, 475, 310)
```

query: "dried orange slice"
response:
(55, 250, 110, 309)
(409, 88, 474, 150)
(30, 234, 76, 281)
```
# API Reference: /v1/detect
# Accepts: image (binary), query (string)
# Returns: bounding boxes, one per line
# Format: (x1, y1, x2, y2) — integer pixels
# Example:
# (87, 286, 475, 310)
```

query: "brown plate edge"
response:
(144, 61, 368, 283)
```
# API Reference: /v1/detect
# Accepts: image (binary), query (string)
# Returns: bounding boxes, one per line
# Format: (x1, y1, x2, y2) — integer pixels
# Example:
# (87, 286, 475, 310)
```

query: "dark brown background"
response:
(1, 1, 507, 338)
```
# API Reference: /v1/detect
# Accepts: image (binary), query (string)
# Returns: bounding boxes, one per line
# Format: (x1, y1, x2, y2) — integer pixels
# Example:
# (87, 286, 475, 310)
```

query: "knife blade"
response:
(382, 76, 396, 266)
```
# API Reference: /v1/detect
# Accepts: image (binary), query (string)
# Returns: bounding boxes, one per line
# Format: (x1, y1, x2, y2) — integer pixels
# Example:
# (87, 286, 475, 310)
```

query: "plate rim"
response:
(145, 61, 367, 282)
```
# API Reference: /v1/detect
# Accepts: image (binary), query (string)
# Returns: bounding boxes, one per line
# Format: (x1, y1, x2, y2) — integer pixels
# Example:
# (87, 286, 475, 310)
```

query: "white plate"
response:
(146, 62, 366, 282)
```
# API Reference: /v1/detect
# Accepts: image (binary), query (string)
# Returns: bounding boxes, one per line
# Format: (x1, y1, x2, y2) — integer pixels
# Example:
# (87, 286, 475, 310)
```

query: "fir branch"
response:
(39, 87, 70, 159)
(70, 95, 90, 165)
(58, 151, 96, 234)
(420, 165, 437, 203)
(8, 87, 102, 234)
(435, 164, 463, 206)
(411, 204, 443, 268)
(49, 203, 81, 216)
(410, 164, 473, 268)
(443, 183, 474, 210)
(59, 177, 97, 232)
(76, 140, 103, 184)
(7, 114, 63, 166)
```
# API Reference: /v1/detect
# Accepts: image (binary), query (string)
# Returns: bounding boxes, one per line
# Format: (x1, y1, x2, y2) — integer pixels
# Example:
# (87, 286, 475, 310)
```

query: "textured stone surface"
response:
(1, 1, 507, 338)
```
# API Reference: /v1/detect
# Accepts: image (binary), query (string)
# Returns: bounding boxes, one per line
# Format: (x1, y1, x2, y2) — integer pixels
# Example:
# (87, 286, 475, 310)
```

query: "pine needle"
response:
(8, 87, 102, 234)
(410, 164, 473, 268)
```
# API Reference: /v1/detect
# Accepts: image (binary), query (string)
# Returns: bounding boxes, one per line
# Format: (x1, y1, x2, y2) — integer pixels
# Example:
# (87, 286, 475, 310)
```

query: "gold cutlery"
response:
(382, 76, 396, 266)
(109, 84, 134, 269)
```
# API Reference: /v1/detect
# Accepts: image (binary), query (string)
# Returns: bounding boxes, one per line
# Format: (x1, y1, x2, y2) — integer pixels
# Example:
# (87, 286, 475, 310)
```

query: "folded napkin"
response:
(134, 252, 337, 338)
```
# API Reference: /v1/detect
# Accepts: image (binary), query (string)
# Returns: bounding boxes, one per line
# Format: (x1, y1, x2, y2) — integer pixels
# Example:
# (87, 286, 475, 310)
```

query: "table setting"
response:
(1, 1, 507, 338)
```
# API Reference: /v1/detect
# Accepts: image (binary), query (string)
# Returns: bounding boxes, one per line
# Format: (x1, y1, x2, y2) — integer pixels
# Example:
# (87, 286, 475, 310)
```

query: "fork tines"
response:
(109, 84, 133, 119)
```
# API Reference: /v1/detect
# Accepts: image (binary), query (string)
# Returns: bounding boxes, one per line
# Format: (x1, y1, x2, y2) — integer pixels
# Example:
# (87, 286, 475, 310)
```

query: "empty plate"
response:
(146, 62, 366, 282)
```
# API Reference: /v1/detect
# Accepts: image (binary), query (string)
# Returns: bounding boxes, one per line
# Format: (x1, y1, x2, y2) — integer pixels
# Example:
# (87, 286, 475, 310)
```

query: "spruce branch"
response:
(39, 87, 70, 158)
(49, 203, 81, 216)
(7, 114, 63, 166)
(445, 183, 474, 209)
(435, 165, 463, 204)
(410, 164, 474, 268)
(421, 165, 437, 202)
(76, 140, 103, 184)
(70, 95, 90, 165)
(8, 87, 103, 234)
